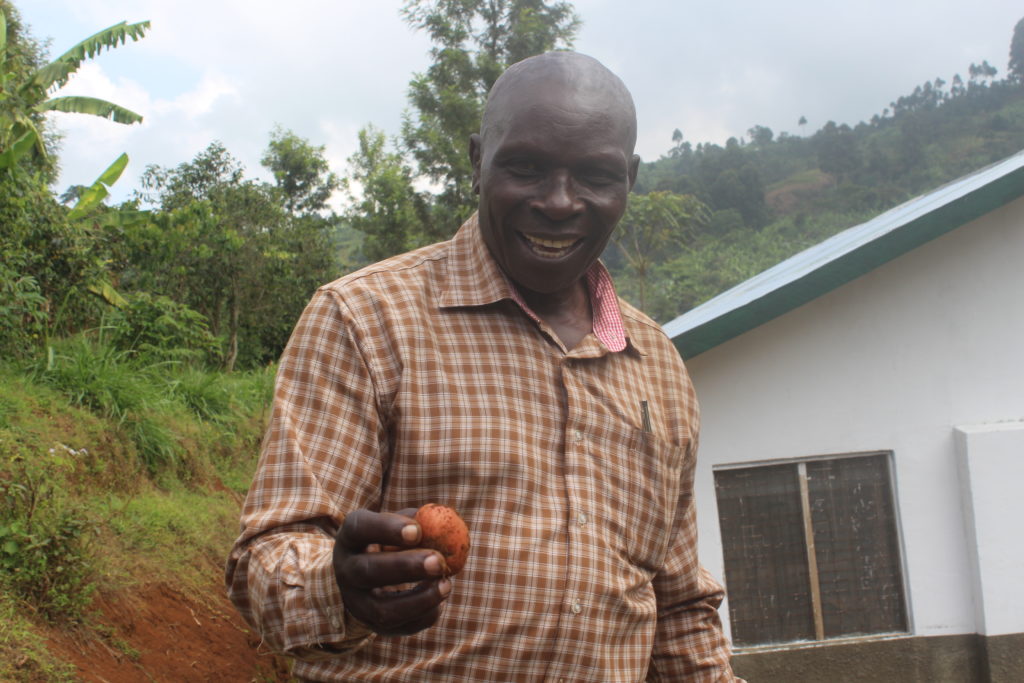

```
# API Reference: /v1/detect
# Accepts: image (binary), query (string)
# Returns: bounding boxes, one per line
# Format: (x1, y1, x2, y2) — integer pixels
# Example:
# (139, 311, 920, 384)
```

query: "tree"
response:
(0, 3, 148, 171)
(261, 126, 340, 215)
(747, 125, 774, 148)
(967, 60, 997, 87)
(815, 121, 861, 180)
(0, 5, 146, 350)
(1010, 17, 1024, 83)
(344, 125, 425, 262)
(139, 143, 293, 370)
(613, 191, 708, 313)
(398, 0, 580, 242)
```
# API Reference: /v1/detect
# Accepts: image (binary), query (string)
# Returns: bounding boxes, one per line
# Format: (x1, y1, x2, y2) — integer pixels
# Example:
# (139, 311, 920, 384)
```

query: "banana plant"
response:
(68, 151, 153, 309)
(0, 8, 150, 165)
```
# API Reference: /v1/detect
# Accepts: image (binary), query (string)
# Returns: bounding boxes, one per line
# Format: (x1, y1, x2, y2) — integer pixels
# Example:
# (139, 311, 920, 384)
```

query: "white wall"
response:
(684, 195, 1024, 642)
(955, 420, 1024, 637)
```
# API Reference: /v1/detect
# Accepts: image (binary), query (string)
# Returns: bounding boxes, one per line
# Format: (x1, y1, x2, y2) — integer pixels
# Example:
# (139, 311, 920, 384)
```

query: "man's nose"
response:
(531, 170, 583, 220)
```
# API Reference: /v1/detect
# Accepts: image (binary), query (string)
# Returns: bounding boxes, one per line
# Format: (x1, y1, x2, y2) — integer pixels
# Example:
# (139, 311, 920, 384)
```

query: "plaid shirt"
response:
(226, 215, 738, 682)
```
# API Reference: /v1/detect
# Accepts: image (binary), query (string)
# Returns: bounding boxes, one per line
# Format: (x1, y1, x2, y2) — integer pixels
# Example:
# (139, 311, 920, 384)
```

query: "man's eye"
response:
(582, 171, 619, 186)
(506, 161, 540, 177)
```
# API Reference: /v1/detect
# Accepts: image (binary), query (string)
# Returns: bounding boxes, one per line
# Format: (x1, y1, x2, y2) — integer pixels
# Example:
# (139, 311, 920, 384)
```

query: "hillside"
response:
(610, 75, 1024, 322)
(0, 358, 291, 681)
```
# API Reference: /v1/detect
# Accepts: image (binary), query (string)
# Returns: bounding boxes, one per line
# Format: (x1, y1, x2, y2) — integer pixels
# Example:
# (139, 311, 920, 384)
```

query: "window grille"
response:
(714, 452, 907, 646)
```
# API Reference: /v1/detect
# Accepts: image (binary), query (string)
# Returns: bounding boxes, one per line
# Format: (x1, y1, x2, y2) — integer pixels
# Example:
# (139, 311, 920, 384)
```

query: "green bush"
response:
(167, 367, 233, 422)
(32, 337, 182, 472)
(0, 171, 108, 339)
(0, 259, 48, 358)
(0, 446, 96, 621)
(106, 292, 223, 365)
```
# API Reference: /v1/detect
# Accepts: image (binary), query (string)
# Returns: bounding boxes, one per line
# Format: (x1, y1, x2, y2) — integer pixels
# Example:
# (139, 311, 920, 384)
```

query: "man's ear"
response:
(627, 153, 641, 192)
(469, 133, 483, 194)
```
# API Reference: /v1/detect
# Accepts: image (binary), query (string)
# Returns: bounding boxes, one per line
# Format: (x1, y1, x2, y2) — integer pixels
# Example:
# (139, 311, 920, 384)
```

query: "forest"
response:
(0, 0, 1023, 678)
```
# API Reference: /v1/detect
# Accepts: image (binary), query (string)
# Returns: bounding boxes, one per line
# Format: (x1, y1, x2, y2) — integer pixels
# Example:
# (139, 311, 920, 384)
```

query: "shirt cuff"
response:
(300, 547, 376, 656)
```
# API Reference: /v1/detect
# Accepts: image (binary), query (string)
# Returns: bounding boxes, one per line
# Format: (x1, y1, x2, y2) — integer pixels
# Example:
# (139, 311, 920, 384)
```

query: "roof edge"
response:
(668, 153, 1024, 360)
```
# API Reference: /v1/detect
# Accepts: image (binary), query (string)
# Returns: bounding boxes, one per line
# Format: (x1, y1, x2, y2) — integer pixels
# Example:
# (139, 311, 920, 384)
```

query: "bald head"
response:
(480, 52, 637, 153)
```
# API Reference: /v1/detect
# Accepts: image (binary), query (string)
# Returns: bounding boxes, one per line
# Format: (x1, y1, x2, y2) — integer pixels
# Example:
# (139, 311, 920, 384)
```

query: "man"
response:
(227, 51, 740, 681)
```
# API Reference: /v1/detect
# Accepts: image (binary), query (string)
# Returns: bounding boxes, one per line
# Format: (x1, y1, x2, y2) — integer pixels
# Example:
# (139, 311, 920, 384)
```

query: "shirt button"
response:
(329, 612, 343, 629)
(574, 429, 584, 443)
(576, 513, 588, 526)
(571, 600, 582, 614)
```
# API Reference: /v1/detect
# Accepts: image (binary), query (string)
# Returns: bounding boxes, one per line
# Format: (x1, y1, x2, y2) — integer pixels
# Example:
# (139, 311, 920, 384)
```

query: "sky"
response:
(16, 0, 1024, 208)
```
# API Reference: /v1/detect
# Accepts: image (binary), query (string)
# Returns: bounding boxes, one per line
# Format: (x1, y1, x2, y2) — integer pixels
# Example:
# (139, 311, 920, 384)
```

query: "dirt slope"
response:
(41, 583, 292, 682)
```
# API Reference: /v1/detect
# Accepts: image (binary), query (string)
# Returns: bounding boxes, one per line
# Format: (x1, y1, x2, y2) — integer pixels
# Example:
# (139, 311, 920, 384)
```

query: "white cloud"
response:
(20, 0, 1024, 201)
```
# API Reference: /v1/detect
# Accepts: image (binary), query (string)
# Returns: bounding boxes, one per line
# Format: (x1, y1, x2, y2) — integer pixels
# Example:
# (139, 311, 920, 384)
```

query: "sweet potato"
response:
(415, 503, 470, 576)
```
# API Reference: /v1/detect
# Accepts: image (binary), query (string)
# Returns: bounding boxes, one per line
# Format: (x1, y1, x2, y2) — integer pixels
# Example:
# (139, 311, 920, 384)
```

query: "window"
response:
(714, 452, 908, 647)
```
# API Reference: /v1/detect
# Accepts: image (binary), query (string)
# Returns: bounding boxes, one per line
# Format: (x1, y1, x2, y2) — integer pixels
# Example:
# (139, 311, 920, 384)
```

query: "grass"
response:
(29, 336, 184, 472)
(0, 338, 274, 676)
(0, 600, 77, 682)
(99, 484, 245, 596)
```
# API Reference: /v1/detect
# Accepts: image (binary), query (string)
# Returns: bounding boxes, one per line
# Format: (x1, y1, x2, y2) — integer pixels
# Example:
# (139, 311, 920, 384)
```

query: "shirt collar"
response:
(439, 213, 636, 354)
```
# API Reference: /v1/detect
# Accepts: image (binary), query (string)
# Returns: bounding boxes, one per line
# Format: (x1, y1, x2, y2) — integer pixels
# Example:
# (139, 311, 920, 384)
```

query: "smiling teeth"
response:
(525, 235, 576, 249)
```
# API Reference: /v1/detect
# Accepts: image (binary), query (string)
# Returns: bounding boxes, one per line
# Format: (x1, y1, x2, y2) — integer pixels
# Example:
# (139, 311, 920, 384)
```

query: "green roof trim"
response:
(664, 150, 1024, 360)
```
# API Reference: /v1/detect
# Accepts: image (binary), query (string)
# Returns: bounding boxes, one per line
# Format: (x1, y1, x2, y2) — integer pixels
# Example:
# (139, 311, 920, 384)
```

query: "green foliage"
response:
(29, 19, 149, 93)
(629, 46, 1024, 322)
(66, 152, 130, 221)
(0, 444, 96, 621)
(37, 94, 141, 124)
(0, 2, 53, 176)
(614, 191, 707, 312)
(136, 140, 339, 369)
(103, 485, 244, 576)
(262, 125, 340, 215)
(106, 292, 222, 365)
(31, 336, 183, 472)
(0, 170, 110, 342)
(0, 259, 47, 357)
(1011, 17, 1024, 83)
(0, 4, 147, 169)
(345, 125, 426, 261)
(343, 0, 580, 254)
(0, 598, 77, 680)
(166, 367, 234, 422)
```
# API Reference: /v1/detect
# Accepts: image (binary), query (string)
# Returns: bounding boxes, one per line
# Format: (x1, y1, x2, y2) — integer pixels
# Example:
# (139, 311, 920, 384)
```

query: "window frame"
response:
(713, 450, 913, 648)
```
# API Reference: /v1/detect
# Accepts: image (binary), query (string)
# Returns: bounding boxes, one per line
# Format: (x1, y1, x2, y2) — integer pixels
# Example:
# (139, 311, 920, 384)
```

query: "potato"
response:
(415, 503, 470, 576)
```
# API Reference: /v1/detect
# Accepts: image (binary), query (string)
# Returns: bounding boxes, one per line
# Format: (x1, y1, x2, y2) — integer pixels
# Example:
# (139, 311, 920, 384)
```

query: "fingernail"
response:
(424, 554, 442, 575)
(439, 578, 452, 597)
(401, 524, 419, 543)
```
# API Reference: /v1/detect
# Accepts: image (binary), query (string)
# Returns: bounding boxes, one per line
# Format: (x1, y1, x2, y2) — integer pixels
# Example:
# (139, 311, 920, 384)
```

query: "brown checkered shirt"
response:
(226, 215, 738, 681)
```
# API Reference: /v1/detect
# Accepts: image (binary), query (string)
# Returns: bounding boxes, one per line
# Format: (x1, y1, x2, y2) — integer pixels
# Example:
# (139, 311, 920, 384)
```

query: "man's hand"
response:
(333, 508, 452, 636)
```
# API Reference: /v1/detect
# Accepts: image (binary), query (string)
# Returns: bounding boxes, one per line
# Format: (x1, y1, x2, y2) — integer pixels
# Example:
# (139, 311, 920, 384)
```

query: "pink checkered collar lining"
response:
(505, 260, 627, 353)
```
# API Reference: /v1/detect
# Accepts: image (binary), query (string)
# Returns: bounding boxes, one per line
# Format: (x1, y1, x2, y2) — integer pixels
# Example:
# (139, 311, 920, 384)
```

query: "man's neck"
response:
(517, 279, 593, 350)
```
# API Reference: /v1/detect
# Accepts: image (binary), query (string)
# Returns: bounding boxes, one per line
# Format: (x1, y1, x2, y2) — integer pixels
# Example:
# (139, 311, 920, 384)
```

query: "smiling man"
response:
(469, 54, 640, 351)
(227, 52, 740, 682)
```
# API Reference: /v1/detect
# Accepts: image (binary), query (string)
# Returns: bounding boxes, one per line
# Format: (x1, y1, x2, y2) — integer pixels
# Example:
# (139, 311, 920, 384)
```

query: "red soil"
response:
(42, 582, 292, 682)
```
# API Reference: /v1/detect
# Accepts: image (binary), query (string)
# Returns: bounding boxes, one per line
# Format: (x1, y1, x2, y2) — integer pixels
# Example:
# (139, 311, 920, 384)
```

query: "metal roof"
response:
(663, 149, 1024, 359)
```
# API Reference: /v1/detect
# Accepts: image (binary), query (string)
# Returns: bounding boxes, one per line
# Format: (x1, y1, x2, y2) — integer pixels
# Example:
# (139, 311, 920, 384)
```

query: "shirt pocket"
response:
(603, 429, 686, 572)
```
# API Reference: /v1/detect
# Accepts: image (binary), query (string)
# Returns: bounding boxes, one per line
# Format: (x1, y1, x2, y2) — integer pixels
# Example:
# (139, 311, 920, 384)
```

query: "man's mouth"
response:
(522, 233, 582, 259)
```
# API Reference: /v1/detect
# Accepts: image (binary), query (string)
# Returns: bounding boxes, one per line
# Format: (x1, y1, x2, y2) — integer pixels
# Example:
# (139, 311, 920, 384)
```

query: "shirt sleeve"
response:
(224, 288, 387, 660)
(648, 431, 744, 682)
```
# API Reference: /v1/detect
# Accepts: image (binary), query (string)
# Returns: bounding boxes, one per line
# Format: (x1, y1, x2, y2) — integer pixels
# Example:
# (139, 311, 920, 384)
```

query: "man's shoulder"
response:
(320, 241, 451, 298)
(617, 298, 670, 345)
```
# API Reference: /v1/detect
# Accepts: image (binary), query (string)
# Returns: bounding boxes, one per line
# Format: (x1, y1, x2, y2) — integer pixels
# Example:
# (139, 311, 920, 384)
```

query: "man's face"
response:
(470, 81, 639, 296)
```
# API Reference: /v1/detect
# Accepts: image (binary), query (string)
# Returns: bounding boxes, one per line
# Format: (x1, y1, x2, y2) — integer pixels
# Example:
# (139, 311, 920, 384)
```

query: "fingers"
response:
(332, 508, 454, 636)
(344, 547, 445, 588)
(346, 577, 452, 636)
(337, 509, 420, 553)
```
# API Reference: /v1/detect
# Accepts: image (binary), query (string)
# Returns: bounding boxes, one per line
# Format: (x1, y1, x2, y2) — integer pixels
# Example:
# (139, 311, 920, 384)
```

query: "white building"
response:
(664, 150, 1024, 682)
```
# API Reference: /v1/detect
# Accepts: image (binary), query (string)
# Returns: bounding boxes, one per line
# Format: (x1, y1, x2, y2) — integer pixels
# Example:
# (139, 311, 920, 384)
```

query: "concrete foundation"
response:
(730, 632, 1024, 682)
